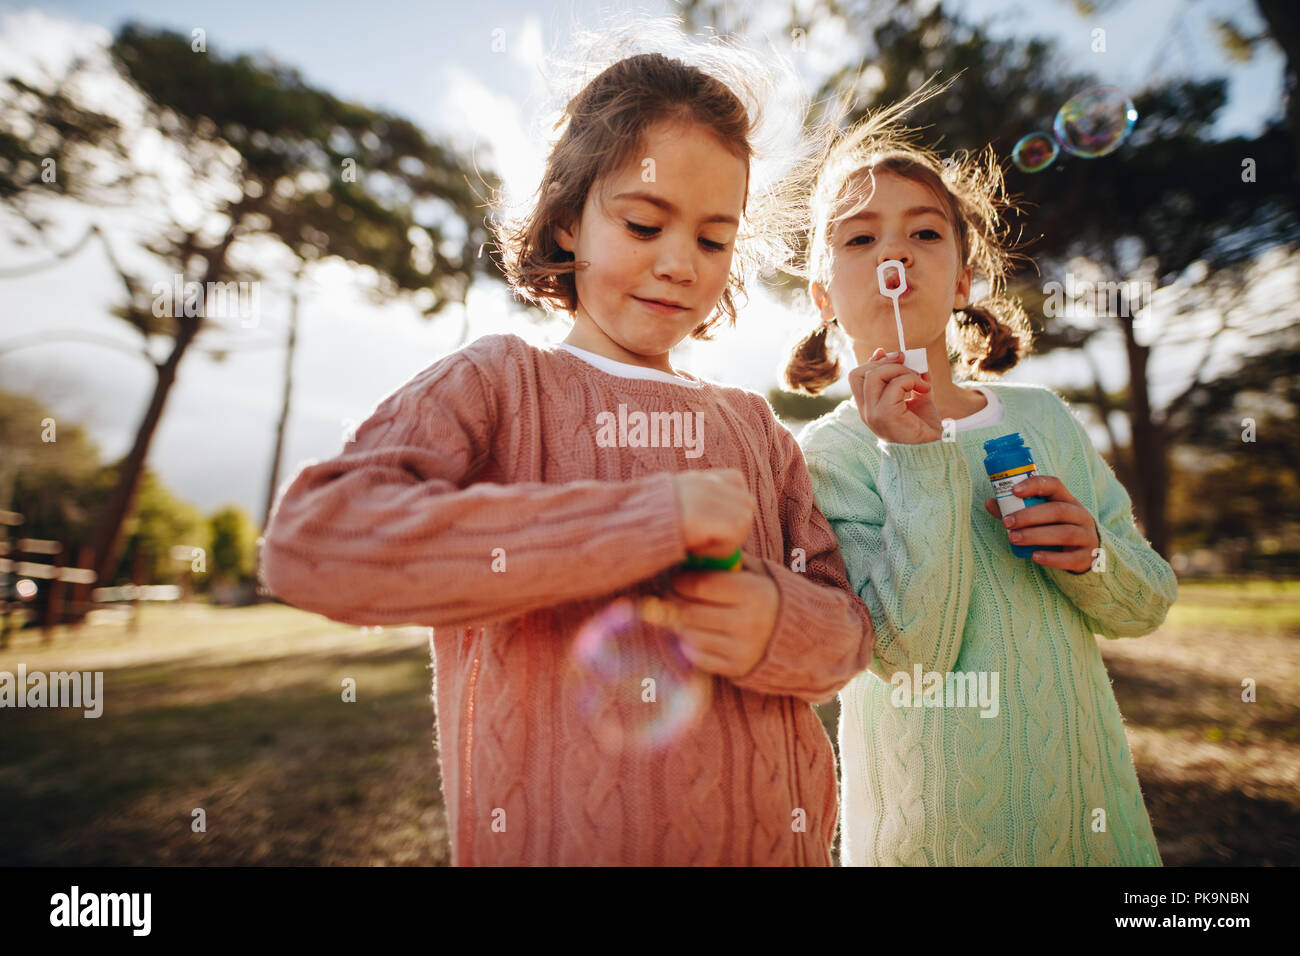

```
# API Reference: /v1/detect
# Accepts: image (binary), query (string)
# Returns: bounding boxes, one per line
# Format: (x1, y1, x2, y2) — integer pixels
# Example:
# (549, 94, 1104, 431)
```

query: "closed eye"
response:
(628, 221, 729, 252)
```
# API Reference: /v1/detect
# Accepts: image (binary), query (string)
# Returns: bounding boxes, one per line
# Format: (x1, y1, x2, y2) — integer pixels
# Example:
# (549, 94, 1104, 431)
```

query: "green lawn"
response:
(0, 604, 447, 865)
(1, 579, 1297, 865)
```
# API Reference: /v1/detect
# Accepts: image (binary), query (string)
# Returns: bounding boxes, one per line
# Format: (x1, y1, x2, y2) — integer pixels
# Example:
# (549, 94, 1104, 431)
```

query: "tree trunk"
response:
(262, 264, 304, 533)
(88, 315, 201, 594)
(1119, 316, 1170, 558)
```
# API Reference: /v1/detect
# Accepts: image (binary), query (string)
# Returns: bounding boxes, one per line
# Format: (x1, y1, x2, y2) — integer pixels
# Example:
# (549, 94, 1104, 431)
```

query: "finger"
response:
(1007, 523, 1096, 548)
(1003, 501, 1092, 529)
(674, 604, 738, 635)
(670, 569, 754, 605)
(984, 497, 1000, 519)
(850, 355, 907, 397)
(673, 617, 734, 651)
(1012, 474, 1077, 504)
(1028, 548, 1093, 572)
(670, 572, 710, 598)
(849, 369, 867, 410)
(849, 360, 891, 396)
(879, 371, 931, 408)
(676, 638, 735, 677)
(865, 363, 924, 406)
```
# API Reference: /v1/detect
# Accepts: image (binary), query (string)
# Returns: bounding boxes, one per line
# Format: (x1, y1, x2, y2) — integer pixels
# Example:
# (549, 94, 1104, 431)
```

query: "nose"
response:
(876, 238, 911, 269)
(653, 233, 696, 285)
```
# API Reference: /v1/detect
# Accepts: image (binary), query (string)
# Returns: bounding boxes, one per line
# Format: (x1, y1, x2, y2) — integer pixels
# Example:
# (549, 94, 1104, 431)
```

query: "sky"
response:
(0, 0, 1290, 522)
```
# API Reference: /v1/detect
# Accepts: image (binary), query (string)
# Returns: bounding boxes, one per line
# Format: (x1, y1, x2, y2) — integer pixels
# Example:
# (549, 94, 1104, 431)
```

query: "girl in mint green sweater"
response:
(784, 102, 1177, 866)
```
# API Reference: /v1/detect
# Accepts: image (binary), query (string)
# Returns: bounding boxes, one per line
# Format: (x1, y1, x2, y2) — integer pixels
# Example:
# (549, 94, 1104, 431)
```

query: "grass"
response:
(1, 579, 1297, 866)
(1093, 579, 1300, 865)
(0, 605, 447, 865)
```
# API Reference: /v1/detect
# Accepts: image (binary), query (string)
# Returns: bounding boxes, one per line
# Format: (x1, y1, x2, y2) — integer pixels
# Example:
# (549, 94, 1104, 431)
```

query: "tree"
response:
(682, 0, 1300, 557)
(208, 504, 260, 585)
(0, 390, 104, 550)
(118, 469, 209, 586)
(1067, 0, 1300, 152)
(0, 24, 503, 611)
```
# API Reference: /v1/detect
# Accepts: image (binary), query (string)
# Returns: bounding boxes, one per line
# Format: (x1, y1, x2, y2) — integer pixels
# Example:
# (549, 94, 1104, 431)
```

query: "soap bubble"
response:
(569, 596, 711, 753)
(1012, 131, 1060, 173)
(1053, 86, 1138, 158)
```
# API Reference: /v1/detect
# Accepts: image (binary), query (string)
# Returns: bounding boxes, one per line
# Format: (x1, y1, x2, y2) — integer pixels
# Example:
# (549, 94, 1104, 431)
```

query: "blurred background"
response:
(0, 0, 1297, 866)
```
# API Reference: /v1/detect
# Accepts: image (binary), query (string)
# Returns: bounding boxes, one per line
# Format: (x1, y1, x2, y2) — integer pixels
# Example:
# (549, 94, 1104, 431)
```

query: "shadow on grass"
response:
(0, 650, 448, 866)
(1142, 778, 1300, 866)
(1105, 649, 1300, 865)
(1104, 653, 1300, 743)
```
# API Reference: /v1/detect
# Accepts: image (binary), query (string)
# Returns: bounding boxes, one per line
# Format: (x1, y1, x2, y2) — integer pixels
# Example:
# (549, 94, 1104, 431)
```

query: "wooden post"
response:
(129, 546, 149, 635)
(70, 545, 94, 633)
(42, 544, 66, 645)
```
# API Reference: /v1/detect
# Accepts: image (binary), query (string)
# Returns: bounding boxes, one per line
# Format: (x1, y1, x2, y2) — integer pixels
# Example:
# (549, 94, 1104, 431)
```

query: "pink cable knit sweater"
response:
(258, 334, 874, 865)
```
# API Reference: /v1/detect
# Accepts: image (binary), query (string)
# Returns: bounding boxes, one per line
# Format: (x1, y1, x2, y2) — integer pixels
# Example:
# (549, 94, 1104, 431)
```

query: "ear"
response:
(953, 265, 973, 310)
(811, 281, 835, 321)
(554, 217, 578, 253)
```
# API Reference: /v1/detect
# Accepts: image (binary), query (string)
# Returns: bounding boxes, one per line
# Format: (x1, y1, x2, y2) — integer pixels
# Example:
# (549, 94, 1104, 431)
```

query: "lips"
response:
(632, 295, 689, 313)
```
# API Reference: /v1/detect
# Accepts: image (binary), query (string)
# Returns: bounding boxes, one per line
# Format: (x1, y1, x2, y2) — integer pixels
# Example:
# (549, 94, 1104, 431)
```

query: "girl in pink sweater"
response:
(259, 45, 874, 866)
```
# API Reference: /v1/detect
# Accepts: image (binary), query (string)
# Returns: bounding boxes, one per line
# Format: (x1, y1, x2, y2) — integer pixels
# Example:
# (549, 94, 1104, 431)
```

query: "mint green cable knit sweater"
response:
(799, 382, 1177, 866)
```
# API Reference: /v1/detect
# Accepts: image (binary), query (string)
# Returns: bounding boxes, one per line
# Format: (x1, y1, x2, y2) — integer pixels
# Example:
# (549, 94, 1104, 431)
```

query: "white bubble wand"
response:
(876, 259, 928, 375)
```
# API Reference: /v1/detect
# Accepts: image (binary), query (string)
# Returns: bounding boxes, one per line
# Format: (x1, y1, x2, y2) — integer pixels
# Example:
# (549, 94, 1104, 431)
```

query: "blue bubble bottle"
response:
(983, 433, 1062, 558)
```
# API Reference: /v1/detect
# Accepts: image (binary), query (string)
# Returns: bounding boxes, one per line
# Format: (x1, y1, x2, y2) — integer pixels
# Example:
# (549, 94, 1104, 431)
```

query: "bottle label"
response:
(988, 463, 1036, 481)
(992, 468, 1036, 516)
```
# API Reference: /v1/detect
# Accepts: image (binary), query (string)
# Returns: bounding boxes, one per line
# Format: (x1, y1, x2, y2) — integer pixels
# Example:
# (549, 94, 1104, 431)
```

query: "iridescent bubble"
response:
(1052, 86, 1138, 158)
(1012, 132, 1060, 173)
(569, 596, 711, 753)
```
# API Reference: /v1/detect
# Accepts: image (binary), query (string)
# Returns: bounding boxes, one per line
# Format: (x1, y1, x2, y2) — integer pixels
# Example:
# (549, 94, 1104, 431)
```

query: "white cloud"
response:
(511, 16, 546, 75)
(435, 62, 544, 208)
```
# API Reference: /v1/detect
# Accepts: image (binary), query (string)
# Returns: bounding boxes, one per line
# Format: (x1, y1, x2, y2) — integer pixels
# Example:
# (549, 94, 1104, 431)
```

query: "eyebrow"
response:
(838, 205, 949, 225)
(611, 191, 739, 226)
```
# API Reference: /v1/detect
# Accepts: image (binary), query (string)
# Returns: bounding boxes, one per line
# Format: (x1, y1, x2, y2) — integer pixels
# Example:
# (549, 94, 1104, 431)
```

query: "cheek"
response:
(704, 251, 734, 290)
(581, 228, 641, 288)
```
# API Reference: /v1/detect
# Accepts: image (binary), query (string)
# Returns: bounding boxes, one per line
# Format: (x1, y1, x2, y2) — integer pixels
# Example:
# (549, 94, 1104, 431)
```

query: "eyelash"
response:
(626, 221, 728, 252)
(846, 229, 942, 246)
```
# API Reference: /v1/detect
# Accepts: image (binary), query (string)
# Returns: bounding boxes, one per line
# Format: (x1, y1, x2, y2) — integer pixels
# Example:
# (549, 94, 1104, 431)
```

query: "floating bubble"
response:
(1012, 131, 1060, 173)
(1053, 86, 1137, 158)
(569, 596, 711, 753)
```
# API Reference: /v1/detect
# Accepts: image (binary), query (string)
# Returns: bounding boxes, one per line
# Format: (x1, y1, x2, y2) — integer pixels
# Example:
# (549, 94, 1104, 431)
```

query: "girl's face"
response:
(812, 169, 972, 354)
(555, 119, 747, 370)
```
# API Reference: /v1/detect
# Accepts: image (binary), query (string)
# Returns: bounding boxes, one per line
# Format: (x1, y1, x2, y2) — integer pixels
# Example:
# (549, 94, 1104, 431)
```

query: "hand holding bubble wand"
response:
(876, 259, 929, 376)
(568, 475, 747, 751)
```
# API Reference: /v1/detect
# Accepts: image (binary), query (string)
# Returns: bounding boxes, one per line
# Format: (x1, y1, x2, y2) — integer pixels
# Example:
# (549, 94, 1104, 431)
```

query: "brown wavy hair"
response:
(495, 48, 780, 339)
(785, 84, 1033, 394)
